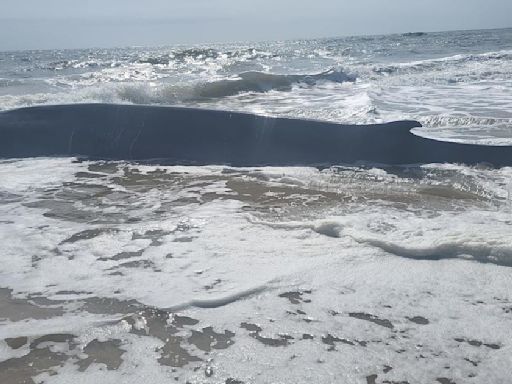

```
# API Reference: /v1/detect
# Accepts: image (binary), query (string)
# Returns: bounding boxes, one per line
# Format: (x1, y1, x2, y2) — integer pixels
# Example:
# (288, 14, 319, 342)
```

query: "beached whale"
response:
(0, 103, 511, 167)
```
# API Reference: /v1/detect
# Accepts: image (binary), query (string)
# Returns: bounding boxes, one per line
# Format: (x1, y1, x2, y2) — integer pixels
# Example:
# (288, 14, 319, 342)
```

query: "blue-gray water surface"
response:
(1, 27, 511, 143)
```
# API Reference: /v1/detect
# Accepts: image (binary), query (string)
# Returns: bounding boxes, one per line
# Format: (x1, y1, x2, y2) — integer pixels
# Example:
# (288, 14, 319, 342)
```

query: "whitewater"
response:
(1, 28, 512, 384)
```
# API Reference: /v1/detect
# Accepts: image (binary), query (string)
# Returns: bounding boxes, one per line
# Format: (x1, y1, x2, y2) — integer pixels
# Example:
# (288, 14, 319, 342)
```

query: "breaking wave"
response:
(195, 69, 356, 98)
(0, 68, 356, 110)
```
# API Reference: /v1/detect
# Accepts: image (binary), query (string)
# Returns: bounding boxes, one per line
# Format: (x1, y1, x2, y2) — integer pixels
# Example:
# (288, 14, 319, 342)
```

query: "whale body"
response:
(0, 103, 511, 167)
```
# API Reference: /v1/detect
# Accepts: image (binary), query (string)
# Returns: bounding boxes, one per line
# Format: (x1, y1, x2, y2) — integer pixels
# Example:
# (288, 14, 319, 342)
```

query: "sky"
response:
(0, 0, 511, 50)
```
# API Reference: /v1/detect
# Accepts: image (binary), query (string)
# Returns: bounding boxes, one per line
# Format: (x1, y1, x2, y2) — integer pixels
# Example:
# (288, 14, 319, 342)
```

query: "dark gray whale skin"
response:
(0, 103, 511, 167)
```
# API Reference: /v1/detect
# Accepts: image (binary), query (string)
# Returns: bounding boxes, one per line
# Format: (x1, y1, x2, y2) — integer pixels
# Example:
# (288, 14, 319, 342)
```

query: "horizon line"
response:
(1, 25, 510, 53)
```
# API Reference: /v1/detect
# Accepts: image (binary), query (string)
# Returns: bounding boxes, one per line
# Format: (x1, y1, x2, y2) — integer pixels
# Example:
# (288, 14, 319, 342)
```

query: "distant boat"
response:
(402, 32, 427, 37)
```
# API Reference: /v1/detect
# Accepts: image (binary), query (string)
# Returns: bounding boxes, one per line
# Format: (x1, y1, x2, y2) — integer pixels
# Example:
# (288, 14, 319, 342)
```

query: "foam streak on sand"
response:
(165, 285, 268, 311)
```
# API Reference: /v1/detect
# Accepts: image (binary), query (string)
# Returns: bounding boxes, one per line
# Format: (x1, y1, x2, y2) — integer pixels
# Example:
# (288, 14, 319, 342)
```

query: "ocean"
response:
(1, 28, 512, 383)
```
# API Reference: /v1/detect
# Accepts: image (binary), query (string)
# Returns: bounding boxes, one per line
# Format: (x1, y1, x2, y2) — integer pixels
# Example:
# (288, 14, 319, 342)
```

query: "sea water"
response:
(0, 28, 512, 383)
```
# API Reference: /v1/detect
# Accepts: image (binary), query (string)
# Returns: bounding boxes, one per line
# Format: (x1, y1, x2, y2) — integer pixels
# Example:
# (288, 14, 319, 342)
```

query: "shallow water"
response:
(0, 158, 512, 383)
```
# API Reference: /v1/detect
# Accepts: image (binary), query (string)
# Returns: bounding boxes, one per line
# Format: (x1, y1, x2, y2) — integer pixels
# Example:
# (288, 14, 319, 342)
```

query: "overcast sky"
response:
(1, 0, 511, 50)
